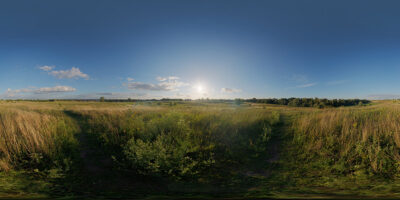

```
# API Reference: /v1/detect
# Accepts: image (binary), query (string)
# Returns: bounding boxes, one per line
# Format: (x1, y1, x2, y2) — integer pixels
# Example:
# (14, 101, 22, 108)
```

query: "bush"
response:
(123, 113, 214, 178)
(80, 109, 280, 179)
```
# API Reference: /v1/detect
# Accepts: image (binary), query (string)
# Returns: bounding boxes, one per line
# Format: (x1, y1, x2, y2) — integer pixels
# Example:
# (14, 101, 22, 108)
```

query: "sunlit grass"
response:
(2, 100, 400, 198)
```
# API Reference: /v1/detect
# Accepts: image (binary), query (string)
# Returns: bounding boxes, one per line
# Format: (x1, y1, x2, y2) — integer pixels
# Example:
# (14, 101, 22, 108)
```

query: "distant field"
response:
(2, 100, 400, 199)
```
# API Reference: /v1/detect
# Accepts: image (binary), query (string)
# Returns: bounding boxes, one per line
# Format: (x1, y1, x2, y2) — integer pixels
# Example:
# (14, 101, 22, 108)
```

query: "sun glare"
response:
(196, 84, 204, 93)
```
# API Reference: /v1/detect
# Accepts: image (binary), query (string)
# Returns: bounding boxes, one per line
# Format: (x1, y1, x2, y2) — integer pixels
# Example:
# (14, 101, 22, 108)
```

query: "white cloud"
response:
(7, 87, 34, 94)
(49, 67, 89, 79)
(0, 88, 153, 100)
(5, 86, 76, 96)
(124, 76, 188, 91)
(167, 76, 180, 80)
(156, 76, 180, 81)
(221, 88, 242, 93)
(124, 82, 169, 91)
(34, 86, 76, 94)
(295, 82, 317, 88)
(70, 92, 147, 99)
(39, 65, 54, 71)
(156, 76, 167, 81)
(39, 65, 89, 79)
(127, 77, 134, 81)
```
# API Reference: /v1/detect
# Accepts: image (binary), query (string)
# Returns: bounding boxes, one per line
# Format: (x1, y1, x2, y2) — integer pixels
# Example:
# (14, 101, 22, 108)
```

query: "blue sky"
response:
(1, 0, 400, 99)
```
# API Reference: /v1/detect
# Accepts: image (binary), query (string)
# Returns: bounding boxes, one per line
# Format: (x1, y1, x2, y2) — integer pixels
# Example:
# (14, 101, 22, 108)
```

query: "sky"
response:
(1, 0, 400, 100)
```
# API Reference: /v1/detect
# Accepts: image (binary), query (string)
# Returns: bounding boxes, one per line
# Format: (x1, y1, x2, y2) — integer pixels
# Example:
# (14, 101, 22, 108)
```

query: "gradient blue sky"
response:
(1, 0, 400, 99)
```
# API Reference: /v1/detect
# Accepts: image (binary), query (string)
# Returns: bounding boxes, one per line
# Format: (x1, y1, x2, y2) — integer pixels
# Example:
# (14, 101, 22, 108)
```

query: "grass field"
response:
(2, 100, 400, 199)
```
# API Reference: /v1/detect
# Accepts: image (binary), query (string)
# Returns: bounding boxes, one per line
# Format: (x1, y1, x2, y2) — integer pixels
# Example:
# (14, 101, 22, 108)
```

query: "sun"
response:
(196, 84, 204, 93)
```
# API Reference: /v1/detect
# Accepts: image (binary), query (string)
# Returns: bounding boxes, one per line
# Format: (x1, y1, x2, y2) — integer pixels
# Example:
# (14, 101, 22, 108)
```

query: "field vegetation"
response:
(1, 100, 400, 199)
(245, 97, 370, 108)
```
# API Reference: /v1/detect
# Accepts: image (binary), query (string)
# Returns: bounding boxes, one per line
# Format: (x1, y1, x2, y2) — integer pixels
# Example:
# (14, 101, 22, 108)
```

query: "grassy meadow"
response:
(2, 100, 400, 199)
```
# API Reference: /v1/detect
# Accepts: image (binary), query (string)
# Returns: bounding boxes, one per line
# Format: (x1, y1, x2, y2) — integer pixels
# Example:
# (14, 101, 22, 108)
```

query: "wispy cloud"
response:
(34, 86, 76, 94)
(156, 76, 179, 81)
(156, 76, 167, 81)
(0, 91, 148, 100)
(295, 82, 317, 88)
(40, 66, 90, 80)
(287, 74, 317, 89)
(39, 65, 54, 71)
(221, 88, 242, 93)
(124, 82, 171, 91)
(49, 67, 89, 79)
(84, 92, 147, 99)
(4, 86, 76, 97)
(126, 77, 134, 81)
(6, 87, 34, 94)
(124, 76, 188, 91)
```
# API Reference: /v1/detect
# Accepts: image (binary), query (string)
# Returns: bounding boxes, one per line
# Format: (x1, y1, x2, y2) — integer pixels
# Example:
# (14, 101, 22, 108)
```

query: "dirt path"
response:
(61, 111, 115, 196)
(77, 130, 113, 180)
(266, 114, 292, 163)
(244, 113, 291, 178)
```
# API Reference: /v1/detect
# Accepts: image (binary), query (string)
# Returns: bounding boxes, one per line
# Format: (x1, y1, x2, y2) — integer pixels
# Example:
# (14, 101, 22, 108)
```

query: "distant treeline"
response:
(0, 97, 371, 107)
(244, 98, 370, 108)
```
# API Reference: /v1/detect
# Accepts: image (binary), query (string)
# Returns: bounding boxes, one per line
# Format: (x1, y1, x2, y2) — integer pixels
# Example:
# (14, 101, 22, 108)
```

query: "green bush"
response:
(81, 109, 280, 179)
(123, 113, 214, 178)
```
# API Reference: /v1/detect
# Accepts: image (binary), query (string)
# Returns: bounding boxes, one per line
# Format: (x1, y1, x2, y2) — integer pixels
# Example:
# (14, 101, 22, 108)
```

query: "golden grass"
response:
(291, 103, 400, 175)
(0, 103, 79, 171)
(1, 100, 399, 174)
(0, 109, 52, 170)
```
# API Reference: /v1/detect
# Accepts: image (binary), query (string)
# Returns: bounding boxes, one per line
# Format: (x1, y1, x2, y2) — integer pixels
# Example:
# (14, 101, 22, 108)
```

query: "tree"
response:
(234, 98, 242, 106)
(288, 98, 300, 107)
(100, 97, 105, 102)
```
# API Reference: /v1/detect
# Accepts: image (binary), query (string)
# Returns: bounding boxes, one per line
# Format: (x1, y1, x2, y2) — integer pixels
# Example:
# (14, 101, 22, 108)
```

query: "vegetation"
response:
(78, 108, 279, 179)
(246, 97, 370, 108)
(0, 109, 78, 172)
(3, 100, 400, 199)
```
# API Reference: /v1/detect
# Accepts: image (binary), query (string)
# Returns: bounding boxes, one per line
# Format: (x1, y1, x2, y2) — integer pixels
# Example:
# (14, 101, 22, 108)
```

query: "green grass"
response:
(0, 171, 52, 199)
(2, 100, 400, 199)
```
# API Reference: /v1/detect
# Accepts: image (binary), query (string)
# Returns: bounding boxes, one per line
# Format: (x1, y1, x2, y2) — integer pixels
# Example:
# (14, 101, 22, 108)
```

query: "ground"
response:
(1, 100, 400, 199)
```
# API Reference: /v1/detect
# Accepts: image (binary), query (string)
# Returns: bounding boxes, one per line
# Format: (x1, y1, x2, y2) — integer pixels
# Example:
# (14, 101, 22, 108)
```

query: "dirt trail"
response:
(267, 114, 292, 163)
(77, 130, 113, 178)
(244, 113, 291, 178)
(61, 111, 115, 196)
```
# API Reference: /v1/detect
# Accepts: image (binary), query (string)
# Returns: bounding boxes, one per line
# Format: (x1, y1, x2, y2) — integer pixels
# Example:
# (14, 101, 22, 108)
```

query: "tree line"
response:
(243, 98, 370, 108)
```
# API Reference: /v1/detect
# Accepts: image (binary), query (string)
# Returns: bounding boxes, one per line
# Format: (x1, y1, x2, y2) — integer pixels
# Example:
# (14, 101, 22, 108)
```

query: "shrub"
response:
(80, 109, 280, 179)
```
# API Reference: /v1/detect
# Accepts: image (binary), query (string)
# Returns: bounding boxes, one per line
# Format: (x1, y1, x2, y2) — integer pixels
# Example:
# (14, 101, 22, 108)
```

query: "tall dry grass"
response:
(4, 100, 400, 180)
(291, 106, 400, 177)
(0, 108, 78, 171)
